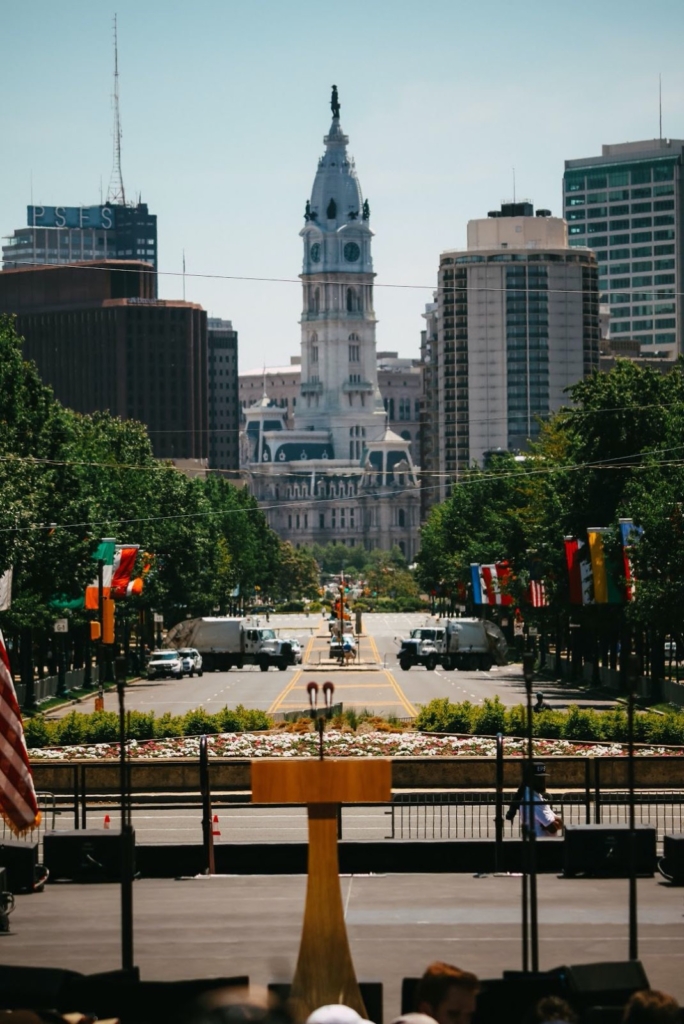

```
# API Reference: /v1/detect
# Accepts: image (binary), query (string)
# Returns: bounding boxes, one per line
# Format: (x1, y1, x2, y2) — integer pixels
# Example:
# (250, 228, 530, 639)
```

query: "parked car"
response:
(147, 650, 183, 680)
(178, 648, 203, 677)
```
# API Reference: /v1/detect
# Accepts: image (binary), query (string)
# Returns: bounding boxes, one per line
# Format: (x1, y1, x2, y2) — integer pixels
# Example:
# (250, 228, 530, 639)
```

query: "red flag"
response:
(0, 631, 40, 835)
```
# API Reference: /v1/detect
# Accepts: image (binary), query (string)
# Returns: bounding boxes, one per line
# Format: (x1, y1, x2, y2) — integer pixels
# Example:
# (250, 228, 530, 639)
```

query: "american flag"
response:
(0, 631, 40, 835)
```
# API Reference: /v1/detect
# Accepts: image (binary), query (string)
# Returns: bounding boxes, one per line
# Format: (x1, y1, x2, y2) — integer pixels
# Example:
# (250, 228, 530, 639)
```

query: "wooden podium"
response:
(252, 759, 391, 1021)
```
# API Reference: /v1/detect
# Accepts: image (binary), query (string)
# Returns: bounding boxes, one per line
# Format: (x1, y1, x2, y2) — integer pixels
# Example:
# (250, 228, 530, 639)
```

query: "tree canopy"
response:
(0, 316, 282, 631)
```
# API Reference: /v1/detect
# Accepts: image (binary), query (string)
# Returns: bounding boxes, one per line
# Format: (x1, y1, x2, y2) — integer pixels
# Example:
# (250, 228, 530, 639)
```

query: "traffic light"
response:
(102, 597, 115, 645)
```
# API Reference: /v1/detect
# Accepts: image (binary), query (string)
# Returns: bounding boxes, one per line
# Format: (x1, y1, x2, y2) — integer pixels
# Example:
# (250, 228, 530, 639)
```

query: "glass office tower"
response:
(564, 140, 684, 357)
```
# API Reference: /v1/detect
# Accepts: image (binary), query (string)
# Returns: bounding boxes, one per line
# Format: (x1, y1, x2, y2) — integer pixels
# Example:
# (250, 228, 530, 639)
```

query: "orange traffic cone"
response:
(103, 814, 111, 830)
(212, 813, 221, 837)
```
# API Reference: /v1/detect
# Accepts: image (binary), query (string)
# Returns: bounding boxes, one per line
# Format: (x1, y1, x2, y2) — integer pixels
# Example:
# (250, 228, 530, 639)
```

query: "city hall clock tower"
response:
(298, 86, 386, 459)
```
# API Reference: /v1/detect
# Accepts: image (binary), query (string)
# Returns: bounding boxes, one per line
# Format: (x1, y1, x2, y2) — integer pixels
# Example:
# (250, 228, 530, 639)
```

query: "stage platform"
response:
(2, 873, 683, 1020)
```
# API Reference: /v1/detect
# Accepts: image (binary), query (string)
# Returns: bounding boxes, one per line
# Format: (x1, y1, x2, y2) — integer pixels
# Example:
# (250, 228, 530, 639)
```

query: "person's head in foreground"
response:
(306, 1007, 364, 1024)
(534, 996, 577, 1024)
(623, 991, 680, 1024)
(415, 962, 479, 1024)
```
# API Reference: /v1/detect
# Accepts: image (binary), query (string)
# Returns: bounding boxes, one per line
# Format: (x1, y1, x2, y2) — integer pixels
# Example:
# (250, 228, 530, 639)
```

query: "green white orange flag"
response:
(84, 538, 116, 610)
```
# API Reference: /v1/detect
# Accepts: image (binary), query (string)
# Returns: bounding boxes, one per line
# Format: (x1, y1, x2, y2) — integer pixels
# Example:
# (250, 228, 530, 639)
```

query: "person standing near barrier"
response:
(414, 962, 479, 1024)
(506, 763, 563, 837)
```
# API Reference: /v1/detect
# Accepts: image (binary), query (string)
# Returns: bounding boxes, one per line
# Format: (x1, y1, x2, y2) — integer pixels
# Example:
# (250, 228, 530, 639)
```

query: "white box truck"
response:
(441, 618, 508, 672)
(165, 618, 295, 672)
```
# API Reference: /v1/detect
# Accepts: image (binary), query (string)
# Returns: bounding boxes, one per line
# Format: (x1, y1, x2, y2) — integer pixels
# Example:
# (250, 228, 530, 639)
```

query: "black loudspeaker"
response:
(563, 960, 649, 1008)
(563, 825, 656, 877)
(661, 834, 684, 884)
(66, 974, 249, 1024)
(44, 829, 135, 882)
(0, 964, 80, 1010)
(401, 978, 420, 1015)
(0, 839, 39, 893)
(269, 982, 383, 1024)
(473, 971, 566, 1024)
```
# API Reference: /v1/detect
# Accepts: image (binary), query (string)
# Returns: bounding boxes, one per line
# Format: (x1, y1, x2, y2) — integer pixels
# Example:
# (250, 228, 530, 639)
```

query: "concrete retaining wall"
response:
(29, 754, 684, 794)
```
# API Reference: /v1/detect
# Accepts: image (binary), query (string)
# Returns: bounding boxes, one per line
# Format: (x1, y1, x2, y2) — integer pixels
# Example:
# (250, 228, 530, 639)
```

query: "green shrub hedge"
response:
(24, 705, 271, 749)
(414, 696, 684, 745)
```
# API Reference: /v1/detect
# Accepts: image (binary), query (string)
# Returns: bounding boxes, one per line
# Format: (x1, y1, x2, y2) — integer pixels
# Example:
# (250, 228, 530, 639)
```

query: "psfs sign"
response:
(27, 205, 115, 230)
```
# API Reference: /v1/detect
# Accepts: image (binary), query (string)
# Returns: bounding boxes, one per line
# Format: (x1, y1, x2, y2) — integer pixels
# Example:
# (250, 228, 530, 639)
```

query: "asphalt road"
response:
(49, 614, 615, 720)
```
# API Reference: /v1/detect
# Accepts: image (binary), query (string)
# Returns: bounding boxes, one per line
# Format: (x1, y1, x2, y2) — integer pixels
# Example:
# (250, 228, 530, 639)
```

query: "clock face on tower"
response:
(343, 242, 361, 263)
(310, 243, 321, 263)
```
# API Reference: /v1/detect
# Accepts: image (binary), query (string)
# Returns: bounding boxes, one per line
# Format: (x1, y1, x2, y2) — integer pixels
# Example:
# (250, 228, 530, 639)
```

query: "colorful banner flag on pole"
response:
(564, 537, 593, 606)
(0, 630, 40, 836)
(0, 568, 12, 612)
(528, 580, 547, 608)
(619, 518, 643, 602)
(110, 545, 140, 599)
(470, 562, 514, 606)
(587, 528, 624, 604)
(85, 538, 116, 610)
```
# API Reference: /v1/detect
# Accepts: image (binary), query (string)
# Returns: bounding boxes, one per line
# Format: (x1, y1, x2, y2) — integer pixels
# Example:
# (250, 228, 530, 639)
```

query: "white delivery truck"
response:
(441, 618, 508, 672)
(165, 617, 295, 672)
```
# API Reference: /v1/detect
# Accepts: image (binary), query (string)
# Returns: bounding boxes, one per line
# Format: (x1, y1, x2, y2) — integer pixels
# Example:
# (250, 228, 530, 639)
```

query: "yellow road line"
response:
(302, 634, 317, 665)
(383, 669, 418, 718)
(367, 634, 383, 665)
(267, 668, 304, 714)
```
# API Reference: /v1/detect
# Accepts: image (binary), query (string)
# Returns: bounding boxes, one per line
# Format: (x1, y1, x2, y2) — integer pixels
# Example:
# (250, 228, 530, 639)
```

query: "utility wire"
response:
(4, 257, 682, 300)
(2, 442, 683, 535)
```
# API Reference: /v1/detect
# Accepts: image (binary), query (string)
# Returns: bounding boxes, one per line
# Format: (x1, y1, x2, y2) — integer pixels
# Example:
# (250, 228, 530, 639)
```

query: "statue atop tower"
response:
(331, 84, 340, 119)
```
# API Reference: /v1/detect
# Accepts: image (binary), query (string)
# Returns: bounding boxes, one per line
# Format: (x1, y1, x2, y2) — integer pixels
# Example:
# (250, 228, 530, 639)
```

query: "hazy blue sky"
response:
(3, 1, 683, 370)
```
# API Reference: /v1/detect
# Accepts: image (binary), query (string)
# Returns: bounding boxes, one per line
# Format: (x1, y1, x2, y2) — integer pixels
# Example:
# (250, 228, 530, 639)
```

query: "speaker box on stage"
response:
(44, 829, 135, 883)
(661, 834, 684, 884)
(0, 839, 39, 893)
(269, 982, 383, 1024)
(563, 960, 649, 1008)
(66, 974, 248, 1024)
(563, 825, 656, 877)
(472, 971, 567, 1024)
(0, 964, 80, 1010)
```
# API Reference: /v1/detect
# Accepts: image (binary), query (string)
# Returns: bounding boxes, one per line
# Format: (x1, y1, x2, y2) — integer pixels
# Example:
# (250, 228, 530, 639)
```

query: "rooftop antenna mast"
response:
(659, 74, 663, 141)
(107, 14, 126, 206)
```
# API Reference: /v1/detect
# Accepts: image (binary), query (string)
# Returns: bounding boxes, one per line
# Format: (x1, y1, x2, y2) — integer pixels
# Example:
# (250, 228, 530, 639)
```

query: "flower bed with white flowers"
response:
(27, 730, 684, 761)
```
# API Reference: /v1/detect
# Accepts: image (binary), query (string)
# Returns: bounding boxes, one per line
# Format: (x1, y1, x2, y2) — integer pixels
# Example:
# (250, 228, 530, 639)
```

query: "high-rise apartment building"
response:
(421, 201, 599, 511)
(2, 203, 158, 294)
(564, 139, 683, 357)
(0, 261, 206, 461)
(207, 318, 239, 473)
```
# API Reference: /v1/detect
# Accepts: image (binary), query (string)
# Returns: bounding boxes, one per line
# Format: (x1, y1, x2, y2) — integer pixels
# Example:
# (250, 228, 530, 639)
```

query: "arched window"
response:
(348, 332, 360, 342)
(401, 430, 411, 442)
(314, 288, 320, 313)
(346, 288, 358, 312)
(399, 540, 406, 556)
(398, 509, 406, 528)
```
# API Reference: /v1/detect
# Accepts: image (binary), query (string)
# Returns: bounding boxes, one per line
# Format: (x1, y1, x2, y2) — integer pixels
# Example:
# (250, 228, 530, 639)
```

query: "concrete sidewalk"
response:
(3, 874, 683, 1019)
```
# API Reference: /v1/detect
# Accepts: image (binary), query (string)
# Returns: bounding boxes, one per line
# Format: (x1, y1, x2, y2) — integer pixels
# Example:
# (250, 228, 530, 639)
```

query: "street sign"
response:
(153, 613, 163, 624)
(514, 620, 524, 637)
(53, 619, 68, 633)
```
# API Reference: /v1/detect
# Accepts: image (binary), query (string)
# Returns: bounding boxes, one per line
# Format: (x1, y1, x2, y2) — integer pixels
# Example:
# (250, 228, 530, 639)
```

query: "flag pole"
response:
(116, 656, 136, 973)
